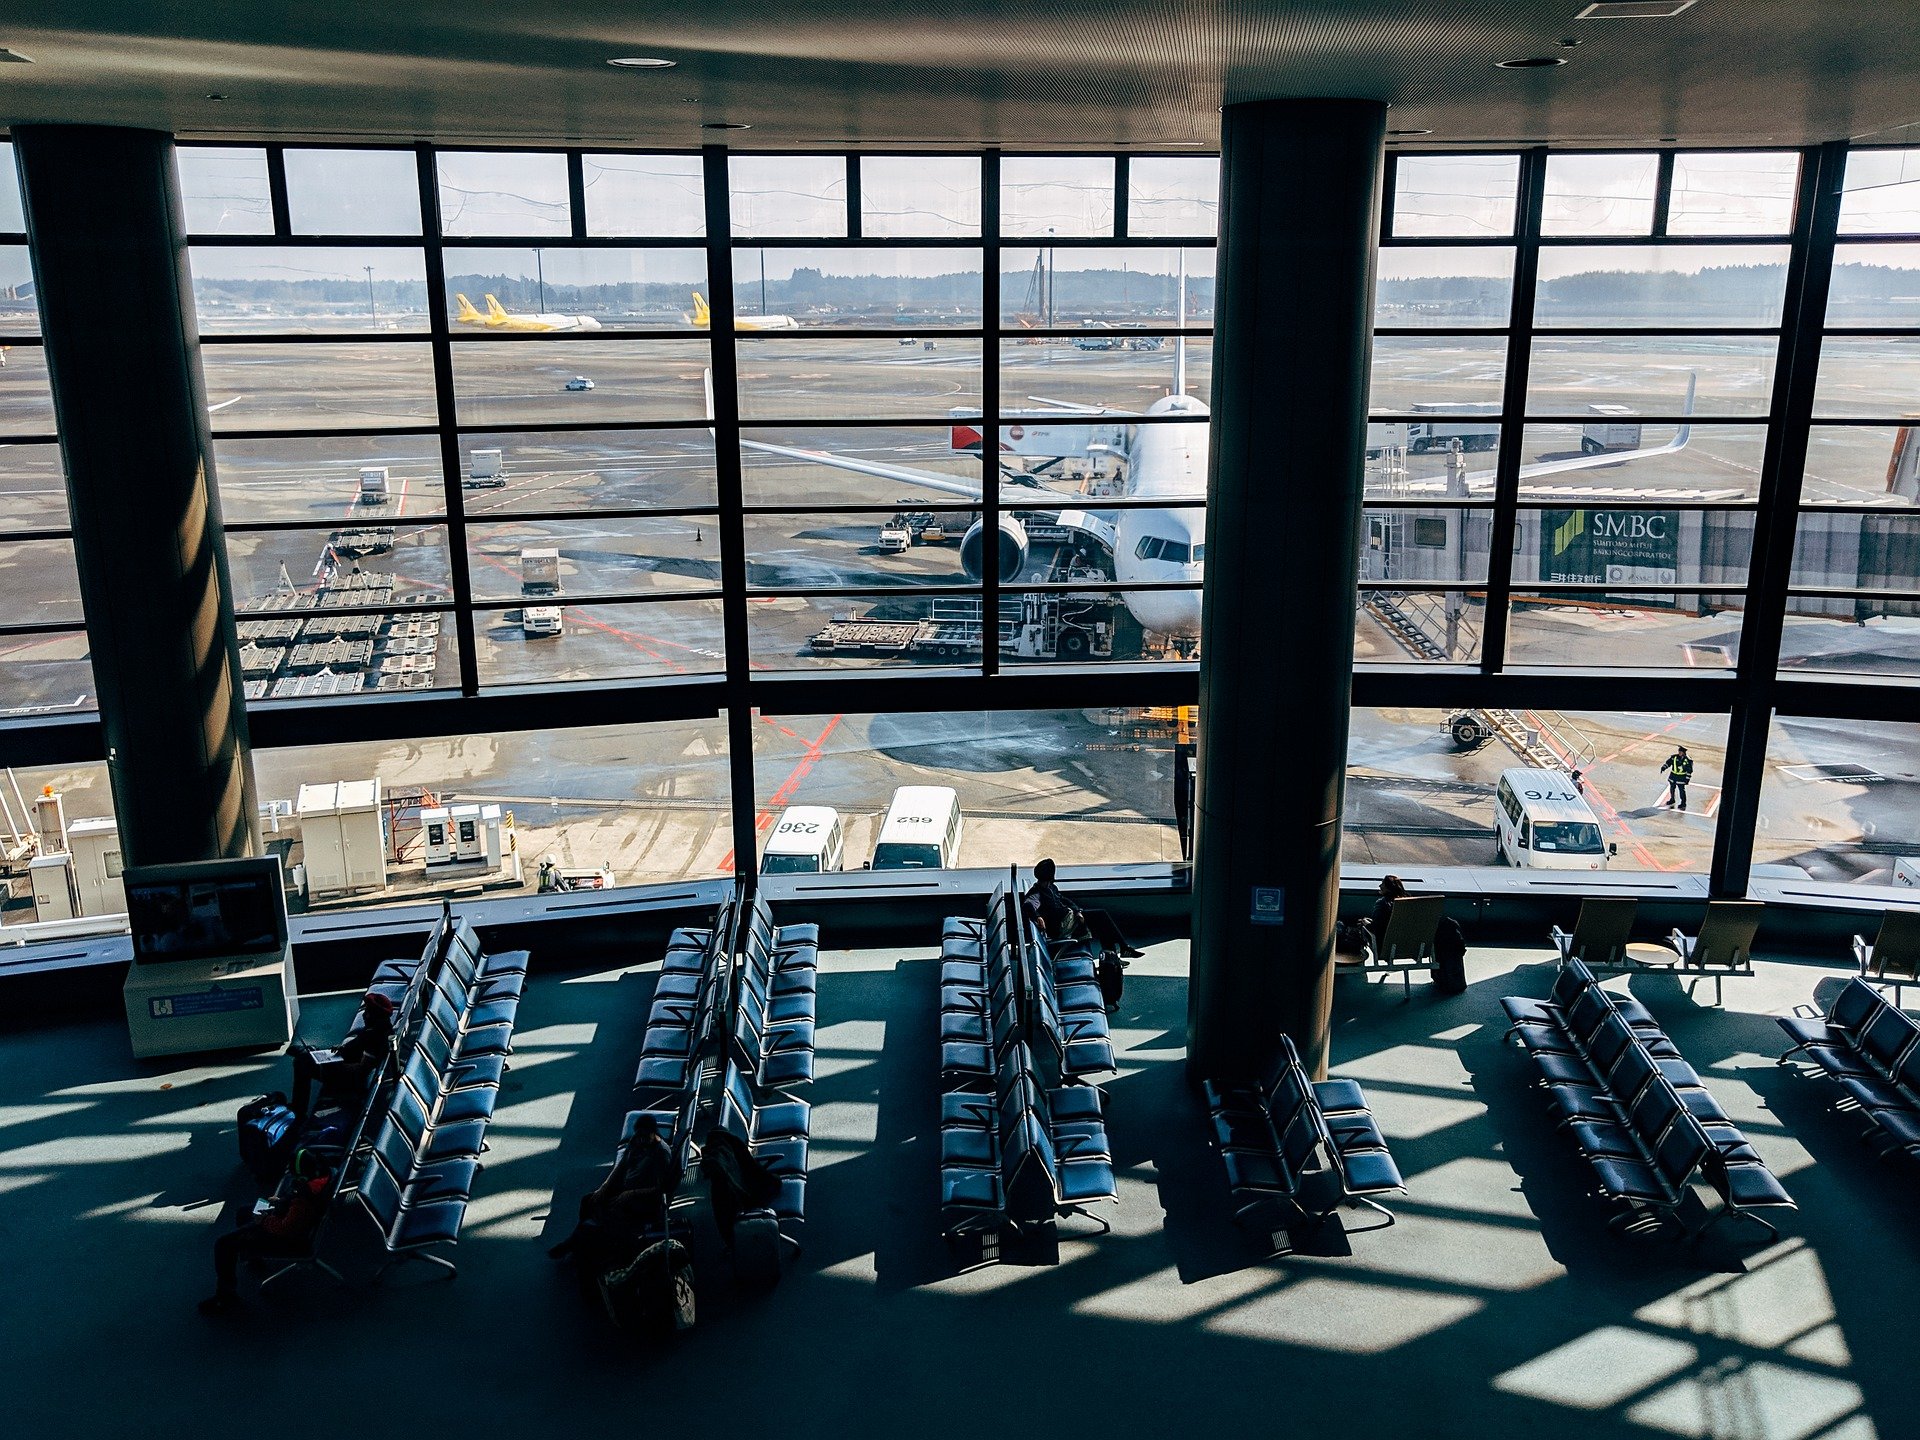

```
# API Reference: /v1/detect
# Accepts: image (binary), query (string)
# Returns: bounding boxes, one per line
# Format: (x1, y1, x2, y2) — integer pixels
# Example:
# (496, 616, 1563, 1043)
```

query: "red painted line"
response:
(718, 713, 843, 871)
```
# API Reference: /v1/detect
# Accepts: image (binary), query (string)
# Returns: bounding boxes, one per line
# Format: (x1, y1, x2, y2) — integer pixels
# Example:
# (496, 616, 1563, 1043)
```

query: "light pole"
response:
(363, 265, 376, 326)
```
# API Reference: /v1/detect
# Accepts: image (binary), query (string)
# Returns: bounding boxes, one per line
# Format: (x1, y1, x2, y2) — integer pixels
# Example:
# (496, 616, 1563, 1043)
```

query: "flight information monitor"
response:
(124, 858, 288, 964)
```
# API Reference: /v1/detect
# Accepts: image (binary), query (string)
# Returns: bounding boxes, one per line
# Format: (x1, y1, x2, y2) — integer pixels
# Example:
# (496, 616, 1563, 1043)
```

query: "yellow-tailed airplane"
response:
(454, 292, 601, 333)
(686, 291, 800, 332)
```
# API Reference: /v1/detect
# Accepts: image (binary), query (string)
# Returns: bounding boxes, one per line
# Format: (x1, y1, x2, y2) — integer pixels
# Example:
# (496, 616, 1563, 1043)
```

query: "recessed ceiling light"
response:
(1577, 0, 1698, 17)
(607, 57, 676, 69)
(702, 121, 750, 131)
(1388, 128, 1434, 137)
(1495, 56, 1568, 68)
(0, 48, 33, 64)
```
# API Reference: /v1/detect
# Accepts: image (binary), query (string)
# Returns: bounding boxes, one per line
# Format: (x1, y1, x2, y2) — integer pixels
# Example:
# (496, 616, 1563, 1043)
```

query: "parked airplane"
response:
(454, 293, 602, 332)
(686, 292, 801, 331)
(717, 321, 1697, 644)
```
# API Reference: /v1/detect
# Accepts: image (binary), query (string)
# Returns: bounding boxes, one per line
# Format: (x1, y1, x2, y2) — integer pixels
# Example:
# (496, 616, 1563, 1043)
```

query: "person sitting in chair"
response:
(288, 990, 395, 1119)
(198, 1147, 333, 1315)
(1025, 858, 1143, 958)
(549, 1114, 678, 1263)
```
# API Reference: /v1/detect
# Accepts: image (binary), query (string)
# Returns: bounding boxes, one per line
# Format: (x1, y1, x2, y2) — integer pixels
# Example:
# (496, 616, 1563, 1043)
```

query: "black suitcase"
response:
(237, 1093, 298, 1185)
(733, 1215, 783, 1293)
(1097, 953, 1125, 1011)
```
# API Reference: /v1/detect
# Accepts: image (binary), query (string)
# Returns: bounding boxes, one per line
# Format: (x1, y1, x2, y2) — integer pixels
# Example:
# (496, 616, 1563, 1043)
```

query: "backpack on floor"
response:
(1432, 918, 1468, 996)
(599, 1237, 695, 1337)
(237, 1093, 298, 1186)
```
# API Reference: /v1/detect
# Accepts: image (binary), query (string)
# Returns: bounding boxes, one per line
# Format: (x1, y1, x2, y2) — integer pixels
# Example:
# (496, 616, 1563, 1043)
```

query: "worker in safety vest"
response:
(1660, 746, 1695, 812)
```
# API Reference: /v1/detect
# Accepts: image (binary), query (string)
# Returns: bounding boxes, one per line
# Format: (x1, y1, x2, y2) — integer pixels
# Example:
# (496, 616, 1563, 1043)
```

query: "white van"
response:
(869, 786, 964, 871)
(761, 805, 846, 875)
(1494, 768, 1615, 870)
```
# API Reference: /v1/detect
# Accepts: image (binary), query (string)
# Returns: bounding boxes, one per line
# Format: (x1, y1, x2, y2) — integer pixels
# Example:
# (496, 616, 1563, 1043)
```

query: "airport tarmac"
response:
(5, 332, 1920, 907)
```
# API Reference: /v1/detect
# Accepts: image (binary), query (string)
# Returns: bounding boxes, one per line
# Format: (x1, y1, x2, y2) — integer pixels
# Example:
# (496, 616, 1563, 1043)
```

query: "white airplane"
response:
(454, 293, 602, 333)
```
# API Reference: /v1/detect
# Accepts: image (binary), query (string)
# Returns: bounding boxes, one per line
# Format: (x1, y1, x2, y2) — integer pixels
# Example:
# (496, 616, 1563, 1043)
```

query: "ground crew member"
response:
(1661, 745, 1695, 811)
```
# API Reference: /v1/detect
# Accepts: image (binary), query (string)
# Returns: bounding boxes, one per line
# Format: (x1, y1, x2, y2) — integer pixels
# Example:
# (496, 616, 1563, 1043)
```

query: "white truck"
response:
(520, 547, 561, 596)
(1582, 404, 1643, 454)
(877, 517, 913, 553)
(466, 447, 507, 488)
(357, 466, 390, 505)
(522, 605, 563, 637)
(1406, 402, 1500, 454)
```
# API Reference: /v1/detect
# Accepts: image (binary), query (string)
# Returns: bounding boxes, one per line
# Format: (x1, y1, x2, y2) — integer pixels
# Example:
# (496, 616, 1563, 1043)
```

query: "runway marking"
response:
(719, 713, 843, 871)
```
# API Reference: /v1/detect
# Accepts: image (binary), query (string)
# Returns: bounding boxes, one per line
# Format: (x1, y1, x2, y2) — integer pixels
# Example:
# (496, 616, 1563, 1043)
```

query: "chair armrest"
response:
(1669, 930, 1694, 962)
(1853, 935, 1871, 970)
(1550, 926, 1574, 962)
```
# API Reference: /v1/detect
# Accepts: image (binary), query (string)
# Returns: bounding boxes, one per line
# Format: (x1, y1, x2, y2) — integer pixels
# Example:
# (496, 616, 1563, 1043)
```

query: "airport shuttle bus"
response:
(761, 806, 846, 875)
(1494, 768, 1615, 871)
(869, 786, 964, 871)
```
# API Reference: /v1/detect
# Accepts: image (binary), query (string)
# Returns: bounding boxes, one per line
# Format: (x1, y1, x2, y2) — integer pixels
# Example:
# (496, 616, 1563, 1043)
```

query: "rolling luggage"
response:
(733, 1214, 783, 1293)
(237, 1093, 298, 1185)
(1097, 953, 1125, 1011)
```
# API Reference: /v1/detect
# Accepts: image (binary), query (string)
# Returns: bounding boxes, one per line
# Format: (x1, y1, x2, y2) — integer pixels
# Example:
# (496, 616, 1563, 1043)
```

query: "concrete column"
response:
(1188, 99, 1386, 1082)
(15, 126, 257, 865)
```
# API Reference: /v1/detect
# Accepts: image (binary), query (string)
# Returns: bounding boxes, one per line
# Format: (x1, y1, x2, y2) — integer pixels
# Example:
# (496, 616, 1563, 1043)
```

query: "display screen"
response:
(126, 863, 285, 963)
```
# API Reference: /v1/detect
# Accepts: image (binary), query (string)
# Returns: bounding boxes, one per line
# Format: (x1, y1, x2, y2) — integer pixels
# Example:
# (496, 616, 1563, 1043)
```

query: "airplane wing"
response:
(739, 434, 985, 501)
(1435, 373, 1699, 493)
(706, 368, 1064, 504)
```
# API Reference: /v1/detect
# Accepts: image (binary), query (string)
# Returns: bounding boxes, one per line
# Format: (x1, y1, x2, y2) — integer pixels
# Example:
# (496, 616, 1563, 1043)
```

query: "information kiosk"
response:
(120, 858, 299, 1059)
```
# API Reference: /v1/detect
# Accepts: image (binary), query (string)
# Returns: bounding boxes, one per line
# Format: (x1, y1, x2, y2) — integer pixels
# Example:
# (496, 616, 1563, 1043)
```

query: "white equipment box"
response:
(120, 858, 298, 1059)
(296, 778, 387, 896)
(421, 806, 453, 865)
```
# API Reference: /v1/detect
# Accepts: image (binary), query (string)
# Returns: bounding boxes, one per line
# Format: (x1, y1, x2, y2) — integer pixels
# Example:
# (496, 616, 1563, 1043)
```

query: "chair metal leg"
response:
(1343, 1194, 1398, 1232)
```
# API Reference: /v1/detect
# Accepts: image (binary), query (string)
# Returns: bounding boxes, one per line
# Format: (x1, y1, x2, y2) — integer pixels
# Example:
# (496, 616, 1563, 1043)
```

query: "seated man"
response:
(288, 990, 395, 1118)
(1025, 858, 1143, 959)
(549, 1115, 679, 1264)
(198, 1148, 332, 1315)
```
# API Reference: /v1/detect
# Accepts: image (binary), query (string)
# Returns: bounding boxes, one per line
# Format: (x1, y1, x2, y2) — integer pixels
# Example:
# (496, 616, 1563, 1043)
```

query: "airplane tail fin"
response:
(484, 294, 509, 323)
(454, 293, 483, 324)
(1674, 370, 1697, 450)
(690, 292, 711, 328)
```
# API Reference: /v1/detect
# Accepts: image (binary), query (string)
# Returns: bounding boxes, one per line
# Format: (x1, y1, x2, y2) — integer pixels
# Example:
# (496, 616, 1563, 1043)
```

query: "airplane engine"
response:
(960, 516, 1029, 583)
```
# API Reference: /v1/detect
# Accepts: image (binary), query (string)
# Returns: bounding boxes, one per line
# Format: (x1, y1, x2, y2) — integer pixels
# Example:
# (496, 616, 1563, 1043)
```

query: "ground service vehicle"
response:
(565, 376, 595, 391)
(522, 605, 562, 637)
(358, 466, 390, 504)
(467, 448, 507, 487)
(1494, 767, 1616, 870)
(869, 787, 963, 870)
(1582, 405, 1643, 453)
(1407, 402, 1500, 453)
(521, 548, 561, 596)
(760, 806, 846, 875)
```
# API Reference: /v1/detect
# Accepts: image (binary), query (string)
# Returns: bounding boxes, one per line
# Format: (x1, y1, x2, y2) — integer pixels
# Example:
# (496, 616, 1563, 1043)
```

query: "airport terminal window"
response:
(10, 137, 1909, 908)
(1540, 153, 1660, 236)
(248, 718, 733, 909)
(581, 154, 706, 237)
(283, 148, 423, 237)
(750, 708, 1185, 873)
(859, 156, 982, 238)
(1667, 152, 1800, 236)
(1756, 715, 1919, 887)
(1389, 154, 1519, 238)
(1838, 148, 1920, 235)
(1125, 158, 1220, 239)
(1345, 708, 1725, 874)
(0, 161, 93, 719)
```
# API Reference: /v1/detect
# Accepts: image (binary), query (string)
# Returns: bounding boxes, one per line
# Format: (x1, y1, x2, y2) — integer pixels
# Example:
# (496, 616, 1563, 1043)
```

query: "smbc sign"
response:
(1541, 508, 1680, 588)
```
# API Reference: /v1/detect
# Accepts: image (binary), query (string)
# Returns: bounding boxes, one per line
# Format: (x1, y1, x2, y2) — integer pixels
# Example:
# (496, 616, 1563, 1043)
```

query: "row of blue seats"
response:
(1203, 1034, 1404, 1252)
(1504, 958, 1794, 1242)
(1779, 977, 1920, 1163)
(939, 886, 1116, 1253)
